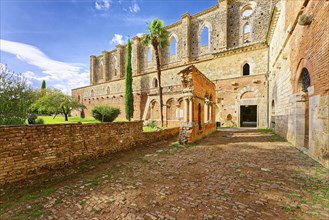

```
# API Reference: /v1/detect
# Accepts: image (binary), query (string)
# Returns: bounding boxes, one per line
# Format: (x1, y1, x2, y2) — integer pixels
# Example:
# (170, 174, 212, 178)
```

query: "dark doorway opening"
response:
(240, 105, 257, 127)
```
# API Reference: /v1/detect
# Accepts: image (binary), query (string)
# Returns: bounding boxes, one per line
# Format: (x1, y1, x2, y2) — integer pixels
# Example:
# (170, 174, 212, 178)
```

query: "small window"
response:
(300, 68, 311, 92)
(78, 95, 81, 102)
(243, 63, 250, 76)
(170, 37, 177, 55)
(244, 24, 251, 34)
(201, 26, 209, 47)
(153, 77, 158, 88)
(147, 48, 152, 63)
(91, 90, 94, 97)
(242, 9, 253, 17)
(107, 86, 110, 95)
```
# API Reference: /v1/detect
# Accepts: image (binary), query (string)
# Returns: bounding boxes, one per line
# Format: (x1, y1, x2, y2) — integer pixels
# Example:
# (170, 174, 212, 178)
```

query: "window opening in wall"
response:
(148, 48, 152, 63)
(243, 23, 251, 43)
(153, 77, 158, 88)
(113, 57, 118, 76)
(242, 8, 253, 17)
(201, 26, 209, 47)
(244, 24, 251, 33)
(243, 63, 250, 76)
(170, 37, 177, 55)
(300, 68, 311, 92)
(78, 95, 81, 102)
(91, 90, 94, 97)
(107, 86, 110, 95)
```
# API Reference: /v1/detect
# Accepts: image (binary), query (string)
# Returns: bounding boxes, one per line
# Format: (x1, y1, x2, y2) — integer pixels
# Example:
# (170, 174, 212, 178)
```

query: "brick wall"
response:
(0, 122, 179, 186)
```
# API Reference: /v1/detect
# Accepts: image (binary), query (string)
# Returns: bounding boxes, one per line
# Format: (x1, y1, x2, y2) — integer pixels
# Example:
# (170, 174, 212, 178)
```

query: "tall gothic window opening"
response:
(147, 48, 152, 63)
(170, 36, 177, 55)
(300, 68, 311, 92)
(243, 63, 250, 76)
(201, 26, 209, 47)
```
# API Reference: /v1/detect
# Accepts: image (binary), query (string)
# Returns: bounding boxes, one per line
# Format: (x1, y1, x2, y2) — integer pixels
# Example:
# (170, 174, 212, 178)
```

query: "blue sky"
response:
(1, 0, 217, 93)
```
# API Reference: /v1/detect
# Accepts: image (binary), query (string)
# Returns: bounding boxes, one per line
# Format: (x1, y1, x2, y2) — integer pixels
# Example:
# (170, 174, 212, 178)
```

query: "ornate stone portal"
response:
(178, 65, 216, 144)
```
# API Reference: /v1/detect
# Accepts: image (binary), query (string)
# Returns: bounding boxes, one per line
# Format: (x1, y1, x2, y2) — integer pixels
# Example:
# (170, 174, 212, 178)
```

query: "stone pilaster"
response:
(90, 56, 97, 85)
(102, 51, 110, 81)
(116, 45, 124, 78)
(218, 0, 228, 49)
(132, 36, 141, 75)
(180, 13, 191, 63)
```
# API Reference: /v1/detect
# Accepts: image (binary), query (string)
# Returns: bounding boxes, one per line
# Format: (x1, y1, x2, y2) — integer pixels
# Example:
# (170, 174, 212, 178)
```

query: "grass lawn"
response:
(34, 116, 99, 124)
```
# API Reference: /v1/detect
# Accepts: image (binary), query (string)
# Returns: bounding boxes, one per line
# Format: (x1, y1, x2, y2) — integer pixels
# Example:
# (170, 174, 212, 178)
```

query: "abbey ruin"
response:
(72, 0, 329, 168)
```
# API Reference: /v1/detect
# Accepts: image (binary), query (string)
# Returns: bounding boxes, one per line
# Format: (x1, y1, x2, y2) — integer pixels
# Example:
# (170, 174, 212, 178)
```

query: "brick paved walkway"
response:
(1, 129, 328, 219)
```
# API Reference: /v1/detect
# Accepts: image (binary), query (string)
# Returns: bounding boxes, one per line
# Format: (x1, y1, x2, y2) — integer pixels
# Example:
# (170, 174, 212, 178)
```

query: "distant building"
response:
(72, 0, 329, 168)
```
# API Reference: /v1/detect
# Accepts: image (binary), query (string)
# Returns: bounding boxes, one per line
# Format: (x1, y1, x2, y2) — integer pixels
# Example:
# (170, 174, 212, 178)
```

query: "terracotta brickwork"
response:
(0, 123, 179, 185)
(268, 0, 329, 168)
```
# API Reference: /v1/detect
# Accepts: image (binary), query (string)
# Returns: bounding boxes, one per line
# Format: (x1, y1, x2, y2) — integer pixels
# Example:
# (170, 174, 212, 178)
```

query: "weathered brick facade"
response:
(0, 123, 179, 185)
(268, 0, 329, 168)
(72, 0, 328, 167)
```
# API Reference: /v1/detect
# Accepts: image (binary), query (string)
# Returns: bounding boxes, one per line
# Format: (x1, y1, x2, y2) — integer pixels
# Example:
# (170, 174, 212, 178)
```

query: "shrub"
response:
(35, 118, 44, 124)
(92, 105, 120, 122)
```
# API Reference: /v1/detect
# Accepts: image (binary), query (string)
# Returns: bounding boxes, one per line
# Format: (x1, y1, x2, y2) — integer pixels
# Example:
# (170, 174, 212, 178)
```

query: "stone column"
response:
(180, 13, 191, 63)
(209, 102, 212, 122)
(102, 51, 110, 81)
(184, 98, 188, 122)
(132, 36, 141, 75)
(90, 56, 97, 85)
(116, 45, 124, 78)
(189, 97, 193, 124)
(203, 101, 208, 123)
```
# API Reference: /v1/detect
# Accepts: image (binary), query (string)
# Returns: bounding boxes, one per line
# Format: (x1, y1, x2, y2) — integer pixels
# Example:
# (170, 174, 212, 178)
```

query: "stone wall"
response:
(268, 0, 329, 168)
(0, 122, 179, 185)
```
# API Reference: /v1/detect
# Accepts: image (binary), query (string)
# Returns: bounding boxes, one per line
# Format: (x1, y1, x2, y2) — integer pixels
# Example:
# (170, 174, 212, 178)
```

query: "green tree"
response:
(0, 65, 38, 125)
(142, 18, 169, 127)
(92, 105, 120, 122)
(32, 89, 85, 121)
(41, 80, 46, 96)
(125, 38, 134, 121)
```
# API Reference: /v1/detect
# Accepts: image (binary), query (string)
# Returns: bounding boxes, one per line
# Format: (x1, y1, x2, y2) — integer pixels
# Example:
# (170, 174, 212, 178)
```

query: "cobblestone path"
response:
(1, 129, 329, 220)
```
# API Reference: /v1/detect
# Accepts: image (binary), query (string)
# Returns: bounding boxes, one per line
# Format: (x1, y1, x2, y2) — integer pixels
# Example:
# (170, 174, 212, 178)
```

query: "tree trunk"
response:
(153, 43, 164, 127)
(62, 107, 68, 121)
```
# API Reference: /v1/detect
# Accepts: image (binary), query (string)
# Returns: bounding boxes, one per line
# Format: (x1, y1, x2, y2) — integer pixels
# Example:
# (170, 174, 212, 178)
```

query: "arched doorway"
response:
(298, 68, 311, 148)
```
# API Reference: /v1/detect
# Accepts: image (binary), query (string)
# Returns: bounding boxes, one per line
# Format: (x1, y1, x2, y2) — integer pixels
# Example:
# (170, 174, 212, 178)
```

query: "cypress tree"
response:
(124, 39, 134, 121)
(41, 80, 46, 96)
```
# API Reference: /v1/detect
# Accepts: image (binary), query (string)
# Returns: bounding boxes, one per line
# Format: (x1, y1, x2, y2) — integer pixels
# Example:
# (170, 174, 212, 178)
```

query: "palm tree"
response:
(142, 18, 169, 127)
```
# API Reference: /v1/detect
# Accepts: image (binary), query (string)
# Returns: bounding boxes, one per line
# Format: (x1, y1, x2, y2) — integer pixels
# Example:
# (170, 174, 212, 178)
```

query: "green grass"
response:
(143, 126, 154, 132)
(29, 116, 99, 124)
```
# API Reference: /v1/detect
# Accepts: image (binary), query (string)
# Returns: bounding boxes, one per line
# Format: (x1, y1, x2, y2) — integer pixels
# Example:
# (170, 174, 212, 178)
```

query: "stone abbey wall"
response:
(82, 0, 273, 87)
(268, 0, 329, 168)
(0, 122, 179, 185)
(72, 0, 273, 125)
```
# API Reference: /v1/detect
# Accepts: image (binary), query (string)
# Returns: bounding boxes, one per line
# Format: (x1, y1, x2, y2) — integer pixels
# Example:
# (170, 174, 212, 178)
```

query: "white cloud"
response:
(0, 39, 89, 94)
(110, 34, 125, 45)
(95, 0, 111, 11)
(129, 2, 140, 13)
(136, 33, 144, 38)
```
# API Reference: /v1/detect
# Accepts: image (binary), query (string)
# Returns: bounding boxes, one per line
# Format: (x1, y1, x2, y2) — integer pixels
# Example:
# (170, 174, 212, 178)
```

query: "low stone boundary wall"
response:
(0, 122, 179, 186)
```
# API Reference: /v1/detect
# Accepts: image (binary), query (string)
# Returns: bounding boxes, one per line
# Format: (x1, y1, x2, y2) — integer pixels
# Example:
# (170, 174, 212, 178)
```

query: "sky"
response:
(0, 0, 217, 94)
